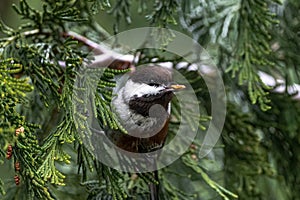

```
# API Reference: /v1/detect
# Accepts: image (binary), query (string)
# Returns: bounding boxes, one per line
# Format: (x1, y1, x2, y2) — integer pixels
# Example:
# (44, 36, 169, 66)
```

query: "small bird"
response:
(110, 65, 185, 153)
(107, 65, 185, 200)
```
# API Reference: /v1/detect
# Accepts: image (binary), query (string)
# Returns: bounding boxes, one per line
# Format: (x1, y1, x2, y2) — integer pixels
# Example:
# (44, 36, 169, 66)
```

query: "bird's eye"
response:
(148, 83, 160, 87)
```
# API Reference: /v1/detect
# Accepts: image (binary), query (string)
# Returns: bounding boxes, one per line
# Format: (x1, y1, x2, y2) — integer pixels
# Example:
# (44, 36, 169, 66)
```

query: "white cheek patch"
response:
(112, 79, 172, 137)
(123, 80, 164, 101)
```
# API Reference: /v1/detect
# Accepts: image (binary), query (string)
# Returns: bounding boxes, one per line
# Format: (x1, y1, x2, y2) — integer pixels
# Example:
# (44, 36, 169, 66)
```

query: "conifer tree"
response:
(0, 0, 299, 200)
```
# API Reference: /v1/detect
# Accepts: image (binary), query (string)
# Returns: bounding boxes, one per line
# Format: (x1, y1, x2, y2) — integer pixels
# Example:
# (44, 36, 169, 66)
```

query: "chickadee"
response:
(107, 66, 185, 200)
(110, 65, 185, 153)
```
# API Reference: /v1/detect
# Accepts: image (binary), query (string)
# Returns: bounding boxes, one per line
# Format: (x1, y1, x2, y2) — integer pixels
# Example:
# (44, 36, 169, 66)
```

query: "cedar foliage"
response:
(0, 0, 299, 200)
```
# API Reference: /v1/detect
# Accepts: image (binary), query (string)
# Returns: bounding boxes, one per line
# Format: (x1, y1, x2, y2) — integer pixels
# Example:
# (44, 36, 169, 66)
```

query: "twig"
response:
(63, 31, 107, 54)
(64, 31, 135, 70)
(0, 29, 40, 47)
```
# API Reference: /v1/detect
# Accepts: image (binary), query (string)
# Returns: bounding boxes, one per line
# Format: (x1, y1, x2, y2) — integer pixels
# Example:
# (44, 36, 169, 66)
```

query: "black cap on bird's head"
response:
(130, 66, 173, 86)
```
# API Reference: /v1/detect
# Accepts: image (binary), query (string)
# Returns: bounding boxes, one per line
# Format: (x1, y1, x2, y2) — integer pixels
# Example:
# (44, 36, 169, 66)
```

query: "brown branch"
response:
(63, 31, 135, 70)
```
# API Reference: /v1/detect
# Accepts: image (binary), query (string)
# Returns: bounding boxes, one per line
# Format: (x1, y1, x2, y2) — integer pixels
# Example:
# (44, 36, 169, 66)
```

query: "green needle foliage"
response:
(181, 0, 280, 111)
(0, 0, 299, 200)
(271, 1, 300, 86)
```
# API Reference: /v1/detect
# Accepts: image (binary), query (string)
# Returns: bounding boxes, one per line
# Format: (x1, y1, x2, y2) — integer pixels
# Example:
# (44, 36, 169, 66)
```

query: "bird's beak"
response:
(161, 84, 186, 93)
(170, 84, 186, 90)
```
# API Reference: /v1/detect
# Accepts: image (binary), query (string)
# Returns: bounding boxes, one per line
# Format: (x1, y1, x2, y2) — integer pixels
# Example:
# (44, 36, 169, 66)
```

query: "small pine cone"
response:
(6, 145, 13, 159)
(15, 162, 20, 171)
(14, 175, 20, 185)
(15, 126, 24, 136)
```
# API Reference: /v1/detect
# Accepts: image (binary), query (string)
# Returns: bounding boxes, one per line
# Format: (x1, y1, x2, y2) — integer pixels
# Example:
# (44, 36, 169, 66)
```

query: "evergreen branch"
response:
(37, 121, 72, 186)
(160, 170, 196, 200)
(225, 0, 279, 111)
(96, 68, 130, 133)
(77, 144, 95, 182)
(14, 125, 54, 199)
(63, 31, 134, 69)
(0, 21, 120, 75)
(0, 178, 4, 196)
(37, 78, 79, 186)
(36, 62, 130, 191)
(137, 0, 147, 14)
(147, 0, 178, 27)
(179, 0, 239, 44)
(180, 0, 279, 110)
(150, 27, 176, 49)
(182, 154, 238, 200)
(0, 19, 15, 36)
(0, 29, 40, 47)
(63, 31, 109, 54)
(88, 0, 111, 14)
(13, 0, 87, 28)
(163, 181, 195, 199)
(223, 103, 277, 199)
(144, 0, 178, 48)
(93, 162, 127, 200)
(0, 58, 52, 199)
(261, 92, 300, 199)
(271, 1, 300, 85)
(0, 59, 32, 142)
(0, 150, 5, 196)
(108, 0, 132, 33)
